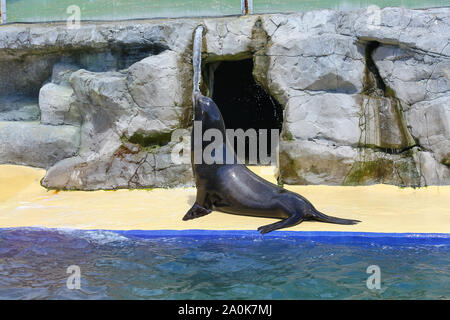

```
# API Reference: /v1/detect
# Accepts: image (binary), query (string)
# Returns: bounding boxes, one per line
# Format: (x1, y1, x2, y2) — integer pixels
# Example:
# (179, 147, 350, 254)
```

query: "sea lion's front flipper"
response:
(182, 202, 212, 221)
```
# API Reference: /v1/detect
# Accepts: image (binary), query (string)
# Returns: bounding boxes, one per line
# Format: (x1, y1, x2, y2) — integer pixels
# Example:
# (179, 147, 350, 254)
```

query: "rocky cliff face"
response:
(266, 8, 450, 187)
(0, 7, 448, 189)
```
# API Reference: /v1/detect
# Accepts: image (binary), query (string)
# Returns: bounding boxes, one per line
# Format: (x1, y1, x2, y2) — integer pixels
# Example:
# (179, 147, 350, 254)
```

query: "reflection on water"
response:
(0, 228, 448, 299)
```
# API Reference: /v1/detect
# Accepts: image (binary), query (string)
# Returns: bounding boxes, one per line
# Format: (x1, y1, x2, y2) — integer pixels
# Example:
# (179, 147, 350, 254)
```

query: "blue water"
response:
(0, 228, 448, 299)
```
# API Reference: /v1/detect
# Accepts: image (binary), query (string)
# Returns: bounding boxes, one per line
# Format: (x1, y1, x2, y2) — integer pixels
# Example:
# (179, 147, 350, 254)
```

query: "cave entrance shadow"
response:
(204, 59, 283, 165)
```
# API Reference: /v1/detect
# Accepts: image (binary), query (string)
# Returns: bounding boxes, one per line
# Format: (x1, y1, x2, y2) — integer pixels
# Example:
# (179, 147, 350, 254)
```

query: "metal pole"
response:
(241, 0, 253, 15)
(1, 0, 6, 24)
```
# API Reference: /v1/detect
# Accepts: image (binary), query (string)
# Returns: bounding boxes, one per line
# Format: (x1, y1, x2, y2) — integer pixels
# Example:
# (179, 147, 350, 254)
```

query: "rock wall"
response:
(0, 7, 449, 189)
(266, 8, 450, 186)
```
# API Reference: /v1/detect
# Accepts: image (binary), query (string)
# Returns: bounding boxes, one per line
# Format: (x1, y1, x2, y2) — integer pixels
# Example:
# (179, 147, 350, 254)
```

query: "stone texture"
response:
(413, 150, 450, 186)
(359, 95, 416, 150)
(406, 96, 450, 163)
(343, 147, 422, 187)
(342, 7, 450, 57)
(39, 83, 80, 126)
(283, 93, 361, 146)
(42, 141, 193, 190)
(51, 62, 80, 86)
(373, 45, 450, 106)
(260, 22, 365, 105)
(270, 8, 450, 186)
(41, 50, 193, 190)
(279, 140, 357, 185)
(204, 15, 257, 61)
(0, 54, 55, 97)
(0, 121, 80, 168)
(0, 7, 448, 188)
(0, 96, 40, 121)
(127, 50, 188, 134)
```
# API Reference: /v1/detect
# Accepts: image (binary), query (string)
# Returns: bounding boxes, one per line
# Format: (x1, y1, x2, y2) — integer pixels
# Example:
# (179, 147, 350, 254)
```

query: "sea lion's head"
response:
(193, 92, 226, 134)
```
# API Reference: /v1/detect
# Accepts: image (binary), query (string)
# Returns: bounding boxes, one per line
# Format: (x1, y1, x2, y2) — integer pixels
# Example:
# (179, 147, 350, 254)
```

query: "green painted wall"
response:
(5, 0, 239, 23)
(4, 0, 449, 23)
(255, 0, 448, 13)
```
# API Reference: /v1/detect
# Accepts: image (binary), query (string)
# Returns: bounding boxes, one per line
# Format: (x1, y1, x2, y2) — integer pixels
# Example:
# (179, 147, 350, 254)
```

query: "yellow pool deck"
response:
(0, 164, 449, 234)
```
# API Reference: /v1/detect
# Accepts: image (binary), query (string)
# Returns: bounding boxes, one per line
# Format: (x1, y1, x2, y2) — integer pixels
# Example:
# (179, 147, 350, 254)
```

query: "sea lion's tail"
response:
(311, 210, 361, 225)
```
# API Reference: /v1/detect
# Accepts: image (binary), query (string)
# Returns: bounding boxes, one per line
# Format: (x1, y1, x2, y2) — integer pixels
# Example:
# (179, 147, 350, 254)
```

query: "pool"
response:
(0, 228, 448, 299)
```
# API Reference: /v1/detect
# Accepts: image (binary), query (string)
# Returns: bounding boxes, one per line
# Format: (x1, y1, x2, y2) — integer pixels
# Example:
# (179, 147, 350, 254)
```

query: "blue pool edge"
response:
(114, 229, 450, 238)
(116, 230, 450, 245)
(1, 228, 449, 245)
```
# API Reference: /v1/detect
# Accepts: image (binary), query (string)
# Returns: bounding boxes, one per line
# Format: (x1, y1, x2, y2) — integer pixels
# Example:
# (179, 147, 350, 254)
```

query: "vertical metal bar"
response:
(248, 0, 253, 14)
(1, 0, 6, 24)
(241, 0, 246, 15)
(241, 0, 253, 15)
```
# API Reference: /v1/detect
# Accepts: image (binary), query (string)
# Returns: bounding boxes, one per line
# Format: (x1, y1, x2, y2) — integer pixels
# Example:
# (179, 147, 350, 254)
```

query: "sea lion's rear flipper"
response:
(312, 210, 360, 225)
(257, 216, 304, 235)
(182, 202, 212, 221)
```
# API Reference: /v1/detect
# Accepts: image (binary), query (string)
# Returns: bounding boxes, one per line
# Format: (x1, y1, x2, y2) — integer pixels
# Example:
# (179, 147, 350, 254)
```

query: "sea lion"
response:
(183, 92, 360, 234)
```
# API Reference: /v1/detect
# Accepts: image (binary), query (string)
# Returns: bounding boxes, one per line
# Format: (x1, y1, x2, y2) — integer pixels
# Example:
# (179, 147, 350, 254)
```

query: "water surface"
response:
(0, 228, 448, 299)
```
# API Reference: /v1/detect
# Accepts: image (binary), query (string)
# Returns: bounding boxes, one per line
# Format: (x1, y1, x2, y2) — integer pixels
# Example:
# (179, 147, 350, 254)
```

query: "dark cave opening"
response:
(205, 59, 283, 164)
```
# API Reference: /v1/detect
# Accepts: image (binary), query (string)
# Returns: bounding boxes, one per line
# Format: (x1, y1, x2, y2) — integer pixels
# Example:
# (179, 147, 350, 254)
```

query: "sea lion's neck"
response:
(192, 96, 237, 165)
(194, 100, 226, 135)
